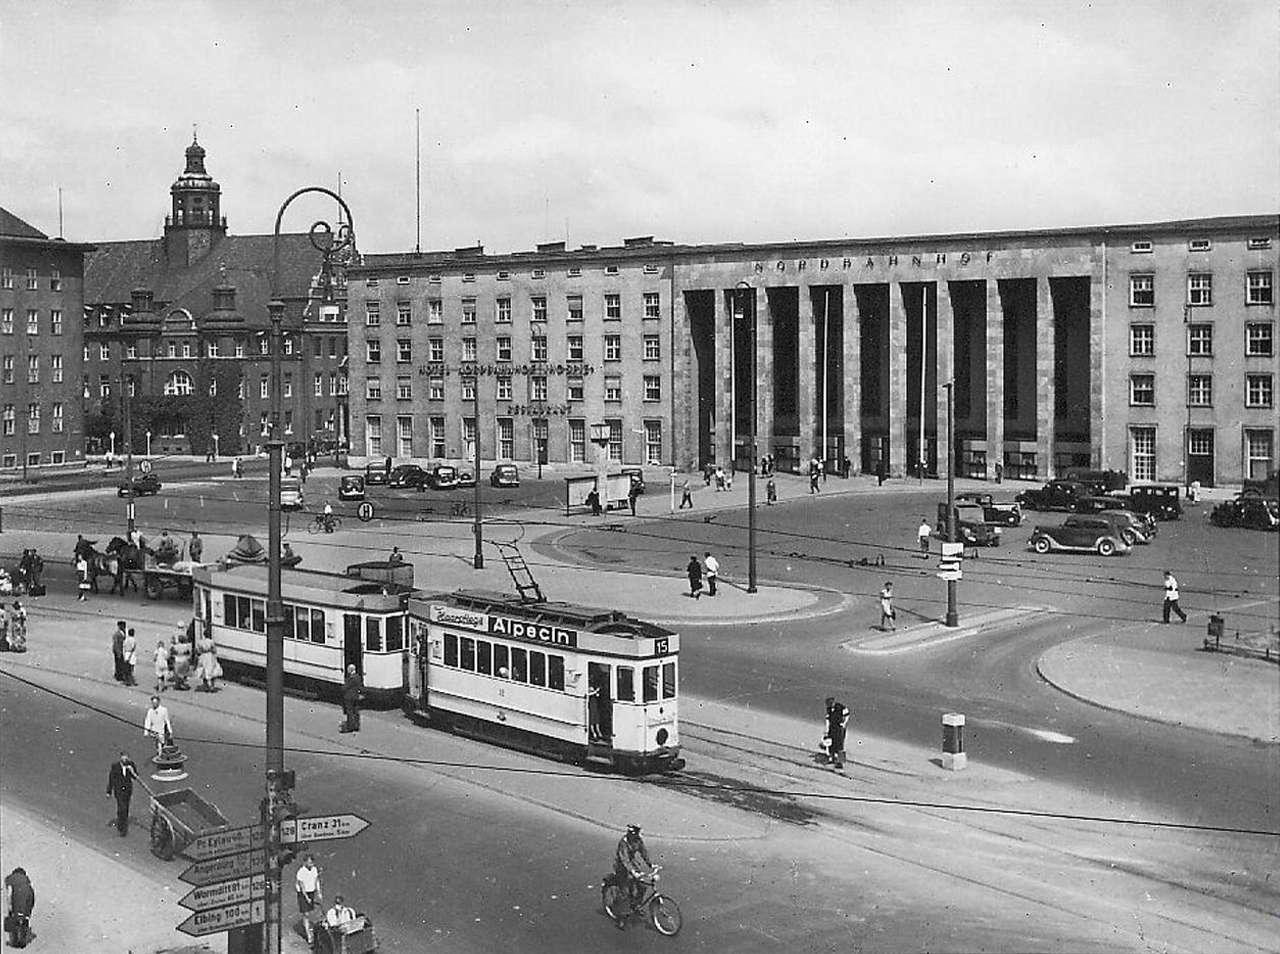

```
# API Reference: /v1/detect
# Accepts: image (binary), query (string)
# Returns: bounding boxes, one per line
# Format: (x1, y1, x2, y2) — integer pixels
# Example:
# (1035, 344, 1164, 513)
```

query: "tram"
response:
(405, 590, 683, 773)
(191, 561, 412, 704)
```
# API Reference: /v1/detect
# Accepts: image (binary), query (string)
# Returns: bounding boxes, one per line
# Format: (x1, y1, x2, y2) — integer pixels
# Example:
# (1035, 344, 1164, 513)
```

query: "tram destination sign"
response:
(179, 873, 265, 912)
(180, 848, 266, 887)
(186, 823, 265, 862)
(176, 899, 265, 937)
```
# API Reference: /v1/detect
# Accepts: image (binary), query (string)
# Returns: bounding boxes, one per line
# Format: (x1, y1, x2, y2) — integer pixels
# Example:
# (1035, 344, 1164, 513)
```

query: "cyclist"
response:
(322, 502, 335, 533)
(613, 824, 654, 928)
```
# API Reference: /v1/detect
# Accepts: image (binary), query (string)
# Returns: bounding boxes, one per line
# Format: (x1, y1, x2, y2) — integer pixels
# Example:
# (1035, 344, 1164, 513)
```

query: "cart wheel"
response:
(150, 810, 176, 860)
(145, 575, 163, 600)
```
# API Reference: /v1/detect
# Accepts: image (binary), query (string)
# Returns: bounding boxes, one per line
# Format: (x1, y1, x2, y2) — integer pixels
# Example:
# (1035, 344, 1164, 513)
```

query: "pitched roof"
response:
(0, 207, 49, 239)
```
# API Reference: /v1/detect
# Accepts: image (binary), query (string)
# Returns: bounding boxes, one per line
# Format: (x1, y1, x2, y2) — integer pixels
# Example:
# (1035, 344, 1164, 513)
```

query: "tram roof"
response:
(417, 589, 677, 640)
(195, 563, 415, 605)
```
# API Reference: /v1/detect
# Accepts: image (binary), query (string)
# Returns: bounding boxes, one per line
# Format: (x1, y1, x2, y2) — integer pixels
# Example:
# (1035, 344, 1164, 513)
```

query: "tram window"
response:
(224, 595, 236, 627)
(510, 648, 528, 683)
(235, 595, 252, 629)
(548, 654, 565, 691)
(385, 615, 403, 652)
(366, 617, 383, 652)
(310, 609, 325, 644)
(616, 666, 635, 702)
(529, 651, 546, 687)
(476, 639, 492, 675)
(662, 662, 676, 699)
(283, 605, 295, 639)
(444, 633, 458, 667)
(643, 666, 659, 703)
(251, 599, 266, 634)
(493, 644, 509, 677)
(295, 608, 311, 642)
(460, 636, 475, 671)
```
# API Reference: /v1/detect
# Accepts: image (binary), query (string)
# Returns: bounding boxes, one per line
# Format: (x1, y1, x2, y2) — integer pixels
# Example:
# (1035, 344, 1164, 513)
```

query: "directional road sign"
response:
(179, 873, 265, 912)
(180, 849, 266, 887)
(282, 813, 370, 844)
(186, 823, 265, 862)
(176, 899, 265, 937)
(356, 501, 375, 522)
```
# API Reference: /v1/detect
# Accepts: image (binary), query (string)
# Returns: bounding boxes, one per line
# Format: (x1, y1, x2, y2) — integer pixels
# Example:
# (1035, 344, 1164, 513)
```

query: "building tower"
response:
(164, 132, 226, 267)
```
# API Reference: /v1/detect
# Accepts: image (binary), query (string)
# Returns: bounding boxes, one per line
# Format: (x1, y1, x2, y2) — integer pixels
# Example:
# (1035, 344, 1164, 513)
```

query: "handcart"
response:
(316, 913, 379, 954)
(145, 784, 231, 861)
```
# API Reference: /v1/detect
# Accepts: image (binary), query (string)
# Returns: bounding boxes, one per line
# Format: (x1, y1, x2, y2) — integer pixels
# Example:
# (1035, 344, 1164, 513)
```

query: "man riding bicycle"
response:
(322, 502, 335, 533)
(612, 824, 654, 928)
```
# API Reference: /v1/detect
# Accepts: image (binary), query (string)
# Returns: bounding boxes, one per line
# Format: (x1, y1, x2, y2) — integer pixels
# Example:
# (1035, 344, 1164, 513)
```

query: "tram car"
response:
(405, 590, 682, 774)
(191, 561, 413, 704)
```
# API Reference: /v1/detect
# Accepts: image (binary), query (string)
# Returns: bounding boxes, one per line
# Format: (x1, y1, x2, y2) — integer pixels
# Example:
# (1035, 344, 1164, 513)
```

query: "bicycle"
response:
(307, 514, 341, 534)
(601, 865, 682, 936)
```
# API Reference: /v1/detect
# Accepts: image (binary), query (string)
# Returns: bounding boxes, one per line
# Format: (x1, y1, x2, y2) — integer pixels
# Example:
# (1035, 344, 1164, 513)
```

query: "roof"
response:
(0, 207, 48, 239)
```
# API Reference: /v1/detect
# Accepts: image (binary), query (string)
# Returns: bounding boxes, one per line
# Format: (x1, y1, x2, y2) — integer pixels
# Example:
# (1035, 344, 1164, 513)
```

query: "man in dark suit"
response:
(340, 665, 363, 733)
(106, 752, 138, 836)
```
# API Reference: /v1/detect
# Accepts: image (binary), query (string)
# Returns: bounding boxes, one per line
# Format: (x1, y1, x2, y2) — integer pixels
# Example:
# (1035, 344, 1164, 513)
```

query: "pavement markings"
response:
(1023, 728, 1076, 744)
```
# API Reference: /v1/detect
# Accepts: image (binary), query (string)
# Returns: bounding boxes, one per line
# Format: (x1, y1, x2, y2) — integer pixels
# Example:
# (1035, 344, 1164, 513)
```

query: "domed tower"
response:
(164, 131, 227, 267)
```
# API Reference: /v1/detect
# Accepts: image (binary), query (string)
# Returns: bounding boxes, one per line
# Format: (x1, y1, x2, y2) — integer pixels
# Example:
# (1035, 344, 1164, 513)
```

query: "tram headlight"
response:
(656, 728, 669, 746)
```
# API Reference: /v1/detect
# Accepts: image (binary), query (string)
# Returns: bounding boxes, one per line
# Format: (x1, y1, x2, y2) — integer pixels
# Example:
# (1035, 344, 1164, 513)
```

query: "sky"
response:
(2, 0, 1277, 254)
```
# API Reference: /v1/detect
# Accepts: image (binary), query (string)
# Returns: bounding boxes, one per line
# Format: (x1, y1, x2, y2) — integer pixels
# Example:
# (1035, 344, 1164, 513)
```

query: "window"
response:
(643, 375, 661, 401)
(461, 298, 477, 324)
(283, 410, 294, 435)
(428, 376, 443, 400)
(397, 339, 412, 363)
(643, 292, 661, 319)
(560, 335, 581, 362)
(531, 335, 548, 362)
(1187, 324, 1213, 356)
(328, 372, 337, 396)
(662, 661, 676, 699)
(260, 377, 269, 399)
(365, 301, 381, 326)
(462, 417, 475, 455)
(1130, 374, 1155, 406)
(1, 356, 11, 384)
(1129, 274, 1154, 307)
(498, 418, 514, 458)
(1245, 429, 1274, 480)
(567, 377, 583, 402)
(1130, 325, 1154, 356)
(1, 405, 12, 436)
(429, 337, 444, 362)
(235, 340, 245, 358)
(496, 336, 512, 362)
(396, 301, 412, 325)
(1247, 271, 1274, 305)
(283, 373, 293, 398)
(531, 296, 547, 323)
(643, 666, 659, 703)
(314, 337, 323, 357)
(616, 666, 635, 701)
(26, 403, 39, 434)
(25, 268, 37, 291)
(644, 420, 662, 464)
(50, 355, 62, 383)
(366, 617, 384, 653)
(98, 343, 110, 362)
(1246, 323, 1274, 356)
(26, 356, 38, 384)
(1246, 374, 1273, 408)
(1188, 238, 1211, 252)
(50, 310, 62, 335)
(258, 338, 269, 355)
(0, 268, 9, 289)
(26, 310, 38, 335)
(1, 309, 11, 334)
(530, 376, 548, 402)
(496, 376, 512, 401)
(567, 295, 583, 322)
(397, 416, 413, 457)
(126, 343, 137, 359)
(207, 340, 219, 358)
(604, 335, 621, 361)
(1131, 426, 1155, 482)
(1187, 373, 1212, 407)
(183, 341, 193, 358)
(569, 419, 586, 463)
(462, 337, 477, 362)
(366, 378, 382, 400)
(496, 297, 511, 323)
(51, 402, 63, 433)
(428, 300, 443, 324)
(1248, 237, 1273, 250)
(101, 375, 112, 398)
(366, 340, 381, 363)
(607, 419, 622, 461)
(510, 647, 527, 682)
(397, 376, 413, 400)
(497, 270, 510, 282)
(365, 415, 382, 456)
(604, 294, 621, 320)
(1187, 273, 1212, 306)
(1130, 240, 1153, 254)
(605, 376, 622, 402)
(430, 417, 446, 457)
(315, 373, 324, 397)
(209, 378, 217, 397)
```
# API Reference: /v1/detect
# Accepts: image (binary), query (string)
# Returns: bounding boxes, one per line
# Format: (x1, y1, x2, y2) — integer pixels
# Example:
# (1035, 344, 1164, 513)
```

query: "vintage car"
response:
(1015, 480, 1091, 513)
(338, 474, 366, 501)
(945, 504, 1003, 547)
(489, 463, 521, 488)
(388, 464, 427, 489)
(280, 477, 305, 511)
(1125, 484, 1183, 521)
(364, 464, 389, 486)
(1062, 468, 1128, 494)
(117, 473, 162, 497)
(1029, 516, 1131, 556)
(1094, 510, 1156, 545)
(1210, 496, 1280, 531)
(954, 491, 1022, 525)
(456, 468, 477, 489)
(425, 464, 459, 490)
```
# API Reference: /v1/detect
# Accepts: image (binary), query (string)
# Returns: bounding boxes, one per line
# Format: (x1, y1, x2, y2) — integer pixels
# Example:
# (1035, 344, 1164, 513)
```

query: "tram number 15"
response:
(653, 638, 669, 655)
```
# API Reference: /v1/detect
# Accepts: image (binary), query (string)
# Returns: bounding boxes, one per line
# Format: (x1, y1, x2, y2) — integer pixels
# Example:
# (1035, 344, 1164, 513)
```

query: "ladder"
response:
(494, 542, 545, 603)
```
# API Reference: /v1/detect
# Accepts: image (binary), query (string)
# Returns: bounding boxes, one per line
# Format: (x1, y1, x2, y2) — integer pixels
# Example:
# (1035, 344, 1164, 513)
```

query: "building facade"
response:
(0, 208, 94, 472)
(83, 136, 350, 460)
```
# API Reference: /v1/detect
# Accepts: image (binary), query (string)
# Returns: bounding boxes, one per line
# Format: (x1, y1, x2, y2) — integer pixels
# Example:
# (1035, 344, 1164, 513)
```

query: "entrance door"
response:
(343, 613, 363, 676)
(1188, 429, 1215, 487)
(587, 662, 613, 746)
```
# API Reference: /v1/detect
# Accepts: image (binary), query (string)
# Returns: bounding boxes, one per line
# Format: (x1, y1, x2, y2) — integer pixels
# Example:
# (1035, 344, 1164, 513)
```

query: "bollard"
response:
(942, 712, 967, 771)
(1208, 614, 1224, 650)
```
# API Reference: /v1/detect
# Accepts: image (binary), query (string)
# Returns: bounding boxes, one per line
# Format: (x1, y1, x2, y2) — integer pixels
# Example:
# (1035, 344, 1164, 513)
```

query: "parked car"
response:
(941, 504, 1003, 547)
(1210, 496, 1279, 531)
(280, 477, 304, 511)
(1095, 510, 1156, 545)
(954, 491, 1022, 526)
(1029, 516, 1131, 556)
(388, 464, 426, 489)
(1074, 495, 1128, 515)
(1125, 484, 1183, 521)
(490, 463, 521, 488)
(426, 464, 459, 490)
(117, 473, 162, 497)
(338, 474, 365, 501)
(1062, 468, 1128, 494)
(621, 466, 645, 494)
(1015, 480, 1091, 512)
(457, 469, 476, 489)
(364, 464, 389, 486)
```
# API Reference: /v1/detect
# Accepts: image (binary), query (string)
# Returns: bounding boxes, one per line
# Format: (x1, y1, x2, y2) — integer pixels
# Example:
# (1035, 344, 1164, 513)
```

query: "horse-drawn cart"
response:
(141, 557, 206, 601)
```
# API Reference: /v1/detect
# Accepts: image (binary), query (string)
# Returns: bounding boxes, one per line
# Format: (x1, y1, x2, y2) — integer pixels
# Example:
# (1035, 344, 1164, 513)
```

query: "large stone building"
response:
(348, 214, 1276, 487)
(83, 136, 351, 459)
(0, 207, 94, 472)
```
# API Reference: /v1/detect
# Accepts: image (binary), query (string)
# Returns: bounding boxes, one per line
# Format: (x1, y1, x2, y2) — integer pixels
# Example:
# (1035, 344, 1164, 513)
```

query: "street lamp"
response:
(469, 372, 483, 568)
(735, 281, 757, 594)
(944, 381, 959, 628)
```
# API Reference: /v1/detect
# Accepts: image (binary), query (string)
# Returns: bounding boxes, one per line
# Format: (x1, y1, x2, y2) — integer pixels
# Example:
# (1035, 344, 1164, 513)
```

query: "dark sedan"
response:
(117, 473, 162, 497)
(1029, 516, 1131, 556)
(388, 464, 426, 489)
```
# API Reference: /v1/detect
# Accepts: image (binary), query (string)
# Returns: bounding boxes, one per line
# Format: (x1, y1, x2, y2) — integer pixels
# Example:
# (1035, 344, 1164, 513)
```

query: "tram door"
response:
(343, 613, 363, 675)
(588, 662, 613, 745)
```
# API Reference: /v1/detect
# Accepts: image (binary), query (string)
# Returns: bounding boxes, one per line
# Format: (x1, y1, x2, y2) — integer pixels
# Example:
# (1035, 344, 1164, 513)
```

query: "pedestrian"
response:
(586, 488, 602, 516)
(111, 620, 127, 682)
(842, 456, 851, 479)
(686, 555, 703, 600)
(284, 454, 293, 476)
(388, 545, 405, 564)
(295, 856, 322, 947)
(820, 458, 827, 483)
(715, 465, 725, 491)
(340, 664, 363, 733)
(188, 530, 203, 564)
(917, 517, 932, 556)
(4, 866, 35, 948)
(0, 604, 9, 651)
(724, 469, 733, 492)
(766, 476, 777, 505)
(153, 638, 169, 693)
(121, 627, 138, 686)
(383, 455, 392, 479)
(879, 582, 896, 631)
(679, 478, 693, 510)
(809, 458, 820, 494)
(8, 601, 26, 651)
(143, 695, 173, 756)
(76, 554, 90, 601)
(170, 623, 193, 689)
(877, 459, 887, 486)
(703, 551, 719, 596)
(628, 482, 640, 516)
(106, 751, 138, 836)
(196, 631, 220, 692)
(824, 697, 850, 770)
(703, 463, 713, 487)
(1162, 570, 1188, 623)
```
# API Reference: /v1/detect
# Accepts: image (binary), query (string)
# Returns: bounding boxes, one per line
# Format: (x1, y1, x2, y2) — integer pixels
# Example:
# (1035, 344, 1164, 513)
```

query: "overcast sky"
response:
(2, 0, 1276, 254)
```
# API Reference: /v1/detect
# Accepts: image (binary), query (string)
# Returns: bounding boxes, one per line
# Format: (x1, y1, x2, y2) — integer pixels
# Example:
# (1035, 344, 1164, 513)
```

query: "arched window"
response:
(164, 370, 194, 396)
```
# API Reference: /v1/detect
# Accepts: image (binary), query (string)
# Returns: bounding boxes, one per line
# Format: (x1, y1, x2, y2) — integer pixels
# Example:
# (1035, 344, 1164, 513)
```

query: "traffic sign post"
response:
(282, 813, 370, 844)
(186, 823, 266, 862)
(180, 874, 266, 912)
(937, 541, 964, 582)
(180, 849, 266, 887)
(177, 899, 265, 937)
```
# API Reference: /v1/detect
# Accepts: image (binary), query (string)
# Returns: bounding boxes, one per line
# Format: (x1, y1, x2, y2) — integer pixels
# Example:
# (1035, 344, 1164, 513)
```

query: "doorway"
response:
(587, 662, 613, 745)
(343, 613, 363, 676)
(1188, 429, 1215, 487)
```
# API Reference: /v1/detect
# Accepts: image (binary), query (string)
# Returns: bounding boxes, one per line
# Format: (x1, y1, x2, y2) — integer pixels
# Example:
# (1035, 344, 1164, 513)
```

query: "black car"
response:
(117, 473, 162, 497)
(1210, 497, 1279, 531)
(364, 465, 389, 486)
(1125, 484, 1183, 521)
(338, 475, 366, 501)
(489, 463, 521, 488)
(426, 464, 459, 490)
(388, 464, 426, 489)
(939, 504, 1003, 547)
(457, 469, 477, 489)
(1015, 480, 1091, 512)
(954, 492, 1022, 526)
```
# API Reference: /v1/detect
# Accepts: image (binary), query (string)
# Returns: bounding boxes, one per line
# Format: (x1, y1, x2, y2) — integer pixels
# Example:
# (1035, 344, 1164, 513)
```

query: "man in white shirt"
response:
(703, 552, 720, 596)
(917, 518, 932, 556)
(1162, 570, 1188, 623)
(142, 695, 173, 755)
(294, 856, 322, 946)
(325, 895, 355, 929)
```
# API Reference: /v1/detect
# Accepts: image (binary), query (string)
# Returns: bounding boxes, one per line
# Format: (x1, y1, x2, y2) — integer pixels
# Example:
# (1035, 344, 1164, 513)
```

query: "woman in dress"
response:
(195, 632, 220, 692)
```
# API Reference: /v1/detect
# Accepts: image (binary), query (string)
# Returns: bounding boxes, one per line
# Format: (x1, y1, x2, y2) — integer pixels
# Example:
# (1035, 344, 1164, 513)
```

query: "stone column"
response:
(1089, 251, 1107, 470)
(714, 289, 734, 468)
(672, 289, 696, 472)
(985, 279, 1004, 480)
(935, 281, 955, 482)
(798, 287, 816, 464)
(888, 282, 908, 477)
(755, 289, 774, 464)
(1035, 276, 1056, 479)
(843, 286, 861, 473)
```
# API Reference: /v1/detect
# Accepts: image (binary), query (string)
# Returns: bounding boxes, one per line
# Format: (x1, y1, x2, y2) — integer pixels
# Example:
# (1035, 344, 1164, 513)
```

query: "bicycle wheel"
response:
(328, 516, 341, 532)
(307, 519, 321, 535)
(601, 883, 625, 922)
(649, 895, 682, 936)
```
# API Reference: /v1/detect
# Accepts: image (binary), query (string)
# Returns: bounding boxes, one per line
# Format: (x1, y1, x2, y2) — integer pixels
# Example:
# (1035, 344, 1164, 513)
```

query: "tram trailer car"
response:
(406, 591, 683, 774)
(192, 562, 412, 704)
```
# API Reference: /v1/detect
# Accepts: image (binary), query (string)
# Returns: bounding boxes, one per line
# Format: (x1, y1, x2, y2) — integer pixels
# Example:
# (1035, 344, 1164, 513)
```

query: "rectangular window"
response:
(365, 415, 382, 456)
(429, 337, 444, 362)
(1, 356, 11, 384)
(101, 375, 111, 398)
(497, 376, 512, 401)
(430, 417, 446, 457)
(529, 651, 546, 687)
(1187, 324, 1213, 356)
(1187, 373, 1212, 407)
(1129, 274, 1154, 307)
(643, 292, 661, 319)
(530, 376, 548, 402)
(496, 297, 511, 323)
(498, 418, 514, 458)
(1129, 324, 1154, 356)
(25, 268, 37, 291)
(662, 662, 676, 699)
(182, 341, 193, 358)
(510, 647, 527, 682)
(49, 268, 61, 292)
(0, 268, 10, 289)
(0, 405, 11, 436)
(283, 373, 293, 398)
(475, 639, 491, 675)
(366, 378, 382, 401)
(207, 341, 220, 358)
(396, 339, 412, 363)
(260, 377, 269, 399)
(607, 419, 623, 461)
(643, 334, 661, 360)
(1247, 270, 1274, 305)
(1189, 238, 1212, 252)
(100, 343, 110, 361)
(616, 666, 635, 701)
(531, 296, 547, 323)
(497, 336, 512, 362)
(643, 375, 661, 401)
(51, 402, 63, 433)
(26, 356, 38, 384)
(428, 300, 443, 324)
(643, 665, 659, 702)
(1246, 323, 1274, 356)
(1, 309, 12, 334)
(531, 335, 548, 362)
(462, 337, 477, 362)
(365, 301, 381, 326)
(604, 293, 621, 320)
(26, 310, 38, 335)
(315, 373, 324, 397)
(644, 420, 662, 464)
(235, 341, 245, 358)
(126, 343, 137, 360)
(493, 643, 508, 678)
(604, 335, 621, 361)
(567, 377, 584, 402)
(396, 301, 412, 326)
(428, 376, 443, 400)
(367, 340, 381, 363)
(566, 295, 583, 322)
(397, 376, 413, 400)
(1130, 374, 1155, 406)
(567, 335, 584, 361)
(461, 298, 477, 324)
(1187, 273, 1212, 306)
(1245, 429, 1274, 481)
(548, 654, 565, 691)
(1131, 426, 1156, 482)
(462, 417, 476, 455)
(1246, 374, 1274, 408)
(50, 309, 62, 335)
(602, 376, 621, 402)
(444, 632, 458, 667)
(396, 415, 413, 457)
(50, 355, 62, 383)
(310, 609, 325, 644)
(569, 419, 586, 463)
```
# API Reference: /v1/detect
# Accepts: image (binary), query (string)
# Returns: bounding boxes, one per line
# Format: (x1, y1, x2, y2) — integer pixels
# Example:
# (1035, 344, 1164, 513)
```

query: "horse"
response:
(104, 536, 146, 595)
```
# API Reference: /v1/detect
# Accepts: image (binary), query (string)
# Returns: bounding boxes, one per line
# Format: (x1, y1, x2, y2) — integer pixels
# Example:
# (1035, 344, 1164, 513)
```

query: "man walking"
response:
(121, 627, 138, 686)
(686, 555, 703, 599)
(111, 620, 127, 683)
(824, 697, 850, 770)
(917, 518, 932, 556)
(879, 582, 896, 631)
(188, 530, 204, 564)
(1162, 570, 1188, 623)
(703, 551, 719, 597)
(679, 478, 693, 510)
(341, 664, 363, 733)
(143, 695, 173, 756)
(106, 751, 138, 836)
(295, 856, 322, 947)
